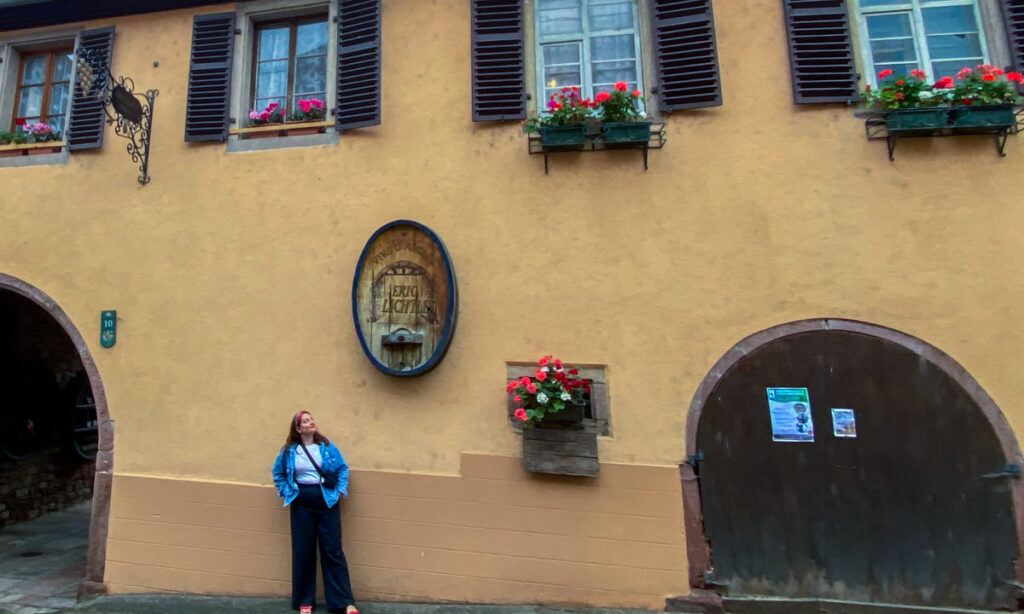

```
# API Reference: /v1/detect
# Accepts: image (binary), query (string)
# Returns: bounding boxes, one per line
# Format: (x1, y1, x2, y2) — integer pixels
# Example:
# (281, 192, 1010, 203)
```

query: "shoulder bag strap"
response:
(298, 441, 327, 481)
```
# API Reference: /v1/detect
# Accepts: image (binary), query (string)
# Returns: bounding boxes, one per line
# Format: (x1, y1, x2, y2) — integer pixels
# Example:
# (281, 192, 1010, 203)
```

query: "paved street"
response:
(0, 502, 89, 614)
(65, 595, 659, 614)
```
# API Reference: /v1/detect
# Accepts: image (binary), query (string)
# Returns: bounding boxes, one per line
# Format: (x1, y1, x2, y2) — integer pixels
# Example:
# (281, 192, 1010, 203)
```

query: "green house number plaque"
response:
(100, 310, 117, 348)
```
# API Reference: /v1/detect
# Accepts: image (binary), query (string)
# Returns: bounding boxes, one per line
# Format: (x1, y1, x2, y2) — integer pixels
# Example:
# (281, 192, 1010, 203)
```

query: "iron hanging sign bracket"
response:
(75, 48, 158, 185)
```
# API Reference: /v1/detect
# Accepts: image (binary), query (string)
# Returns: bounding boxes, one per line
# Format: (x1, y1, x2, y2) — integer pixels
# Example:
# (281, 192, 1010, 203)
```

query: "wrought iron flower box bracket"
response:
(76, 47, 158, 185)
(527, 121, 666, 174)
(864, 105, 1022, 161)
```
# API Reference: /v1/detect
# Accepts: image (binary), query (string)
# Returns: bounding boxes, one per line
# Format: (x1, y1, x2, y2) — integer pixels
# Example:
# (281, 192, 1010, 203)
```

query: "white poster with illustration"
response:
(831, 408, 857, 438)
(766, 387, 815, 442)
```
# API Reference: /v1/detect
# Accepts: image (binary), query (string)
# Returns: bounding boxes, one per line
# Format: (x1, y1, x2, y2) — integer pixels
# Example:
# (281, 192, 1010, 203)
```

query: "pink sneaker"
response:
(300, 606, 312, 614)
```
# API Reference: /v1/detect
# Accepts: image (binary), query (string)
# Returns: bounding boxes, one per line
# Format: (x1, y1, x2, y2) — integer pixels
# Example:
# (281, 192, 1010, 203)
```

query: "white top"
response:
(294, 444, 323, 485)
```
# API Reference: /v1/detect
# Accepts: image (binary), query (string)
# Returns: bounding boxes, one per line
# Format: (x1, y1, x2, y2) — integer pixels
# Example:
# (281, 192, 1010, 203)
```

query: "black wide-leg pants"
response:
(290, 484, 354, 611)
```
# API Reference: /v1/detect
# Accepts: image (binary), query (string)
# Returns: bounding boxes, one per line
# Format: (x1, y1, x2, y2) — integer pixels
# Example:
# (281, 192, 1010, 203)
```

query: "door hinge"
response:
(981, 464, 1021, 479)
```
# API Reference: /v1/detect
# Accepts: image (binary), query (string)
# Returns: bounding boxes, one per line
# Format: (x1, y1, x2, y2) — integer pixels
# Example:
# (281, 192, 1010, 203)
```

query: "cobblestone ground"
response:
(0, 502, 89, 614)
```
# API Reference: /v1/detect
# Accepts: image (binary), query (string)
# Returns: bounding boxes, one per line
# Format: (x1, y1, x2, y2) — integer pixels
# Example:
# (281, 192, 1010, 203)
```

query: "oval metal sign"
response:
(352, 220, 458, 376)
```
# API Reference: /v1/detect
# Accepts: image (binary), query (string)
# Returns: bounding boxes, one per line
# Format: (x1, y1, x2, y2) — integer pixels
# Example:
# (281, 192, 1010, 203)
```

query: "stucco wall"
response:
(1, 0, 1023, 603)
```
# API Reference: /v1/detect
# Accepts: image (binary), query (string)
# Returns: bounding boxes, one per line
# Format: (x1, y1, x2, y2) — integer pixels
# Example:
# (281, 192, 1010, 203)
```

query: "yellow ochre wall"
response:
(1, 0, 1023, 607)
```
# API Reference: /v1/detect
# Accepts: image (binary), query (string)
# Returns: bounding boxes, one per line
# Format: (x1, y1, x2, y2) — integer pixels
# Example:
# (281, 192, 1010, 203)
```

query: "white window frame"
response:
(533, 0, 645, 103)
(854, 0, 991, 87)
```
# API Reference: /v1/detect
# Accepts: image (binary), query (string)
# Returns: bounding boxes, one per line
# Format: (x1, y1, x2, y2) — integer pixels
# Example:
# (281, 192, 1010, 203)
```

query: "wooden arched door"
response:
(693, 327, 1021, 611)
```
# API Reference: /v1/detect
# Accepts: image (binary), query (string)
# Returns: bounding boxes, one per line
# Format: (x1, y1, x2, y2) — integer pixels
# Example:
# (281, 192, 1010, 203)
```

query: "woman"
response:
(272, 411, 358, 614)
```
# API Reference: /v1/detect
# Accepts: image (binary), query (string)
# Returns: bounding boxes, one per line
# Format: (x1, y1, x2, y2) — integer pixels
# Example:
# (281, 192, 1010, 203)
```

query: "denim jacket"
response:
(271, 441, 349, 508)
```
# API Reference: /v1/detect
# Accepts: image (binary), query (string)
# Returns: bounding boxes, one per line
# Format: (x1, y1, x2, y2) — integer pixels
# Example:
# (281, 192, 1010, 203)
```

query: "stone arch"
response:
(0, 273, 112, 596)
(680, 317, 1024, 594)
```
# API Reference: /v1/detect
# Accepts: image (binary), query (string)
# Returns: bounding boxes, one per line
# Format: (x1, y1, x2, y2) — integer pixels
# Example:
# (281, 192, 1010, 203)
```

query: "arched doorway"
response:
(0, 273, 112, 598)
(682, 319, 1024, 612)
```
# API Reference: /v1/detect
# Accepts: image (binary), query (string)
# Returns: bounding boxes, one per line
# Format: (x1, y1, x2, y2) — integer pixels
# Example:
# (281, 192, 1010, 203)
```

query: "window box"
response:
(539, 125, 586, 150)
(948, 104, 1016, 130)
(601, 121, 652, 145)
(522, 425, 598, 477)
(883, 108, 949, 136)
(230, 120, 331, 140)
(0, 141, 64, 157)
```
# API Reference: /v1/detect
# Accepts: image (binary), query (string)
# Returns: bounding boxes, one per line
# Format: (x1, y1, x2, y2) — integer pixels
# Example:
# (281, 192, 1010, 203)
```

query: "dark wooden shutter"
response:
(652, 0, 722, 111)
(782, 0, 860, 104)
(185, 12, 235, 142)
(336, 0, 381, 131)
(471, 0, 526, 121)
(67, 26, 114, 151)
(1003, 0, 1024, 74)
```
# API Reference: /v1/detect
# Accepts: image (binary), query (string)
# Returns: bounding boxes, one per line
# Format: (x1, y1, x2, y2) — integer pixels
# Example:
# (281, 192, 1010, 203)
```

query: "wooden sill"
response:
(0, 141, 65, 153)
(229, 120, 332, 136)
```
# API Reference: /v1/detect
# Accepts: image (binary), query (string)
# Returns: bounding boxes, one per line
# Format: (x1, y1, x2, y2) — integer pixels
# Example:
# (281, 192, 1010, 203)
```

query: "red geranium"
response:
(507, 355, 589, 426)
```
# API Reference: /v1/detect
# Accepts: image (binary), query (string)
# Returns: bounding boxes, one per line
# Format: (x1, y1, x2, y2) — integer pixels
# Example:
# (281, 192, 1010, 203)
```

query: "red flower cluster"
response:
(506, 355, 589, 426)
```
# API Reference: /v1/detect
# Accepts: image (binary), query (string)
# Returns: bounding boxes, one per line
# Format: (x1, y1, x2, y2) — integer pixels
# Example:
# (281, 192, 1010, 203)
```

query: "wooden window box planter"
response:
(0, 141, 65, 157)
(229, 120, 332, 140)
(521, 401, 598, 477)
(866, 105, 1020, 160)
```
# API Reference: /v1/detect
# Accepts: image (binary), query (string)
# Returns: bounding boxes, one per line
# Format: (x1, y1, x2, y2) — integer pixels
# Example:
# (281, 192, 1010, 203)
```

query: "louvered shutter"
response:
(336, 0, 381, 131)
(782, 0, 859, 104)
(185, 12, 235, 142)
(471, 0, 526, 121)
(652, 0, 722, 111)
(1003, 0, 1024, 74)
(67, 27, 114, 151)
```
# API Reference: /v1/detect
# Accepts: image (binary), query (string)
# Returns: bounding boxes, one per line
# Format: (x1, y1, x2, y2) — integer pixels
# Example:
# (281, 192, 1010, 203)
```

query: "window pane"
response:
(588, 1, 633, 31)
(921, 5, 977, 35)
(538, 0, 582, 36)
(543, 66, 582, 91)
(294, 56, 327, 97)
(258, 27, 290, 61)
(255, 59, 288, 102)
(932, 59, 978, 80)
(926, 33, 982, 60)
(48, 82, 68, 118)
(870, 37, 918, 64)
(860, 0, 909, 6)
(17, 85, 43, 118)
(21, 55, 48, 85)
(874, 62, 918, 77)
(592, 59, 636, 87)
(866, 13, 913, 39)
(296, 20, 328, 57)
(53, 54, 73, 82)
(254, 96, 286, 111)
(542, 42, 581, 94)
(543, 43, 581, 65)
(48, 116, 64, 136)
(590, 34, 635, 61)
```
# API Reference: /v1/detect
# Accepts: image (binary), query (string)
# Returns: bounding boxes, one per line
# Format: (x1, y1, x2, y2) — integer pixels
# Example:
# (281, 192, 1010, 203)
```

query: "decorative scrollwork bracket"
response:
(75, 48, 158, 185)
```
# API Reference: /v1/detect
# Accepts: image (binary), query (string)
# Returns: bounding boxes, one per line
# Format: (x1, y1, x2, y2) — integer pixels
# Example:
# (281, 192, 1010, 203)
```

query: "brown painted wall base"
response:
(104, 453, 686, 608)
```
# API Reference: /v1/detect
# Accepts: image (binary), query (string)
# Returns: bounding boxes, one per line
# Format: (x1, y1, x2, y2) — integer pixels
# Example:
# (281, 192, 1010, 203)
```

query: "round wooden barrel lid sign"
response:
(352, 220, 458, 376)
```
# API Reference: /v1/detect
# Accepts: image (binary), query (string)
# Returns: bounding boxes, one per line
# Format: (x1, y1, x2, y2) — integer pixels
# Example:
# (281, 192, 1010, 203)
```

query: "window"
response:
(12, 47, 72, 135)
(250, 15, 329, 116)
(534, 0, 644, 102)
(856, 0, 989, 84)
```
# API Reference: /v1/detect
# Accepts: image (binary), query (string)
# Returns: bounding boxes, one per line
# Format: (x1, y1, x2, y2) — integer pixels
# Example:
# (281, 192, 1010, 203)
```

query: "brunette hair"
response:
(283, 410, 330, 448)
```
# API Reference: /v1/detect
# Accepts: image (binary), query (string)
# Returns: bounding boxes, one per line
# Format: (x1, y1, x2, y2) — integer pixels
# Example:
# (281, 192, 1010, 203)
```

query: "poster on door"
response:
(766, 387, 815, 442)
(831, 408, 857, 438)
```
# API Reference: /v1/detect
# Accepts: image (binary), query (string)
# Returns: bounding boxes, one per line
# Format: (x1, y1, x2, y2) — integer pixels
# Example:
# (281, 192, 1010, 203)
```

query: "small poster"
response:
(831, 408, 857, 438)
(766, 387, 814, 442)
